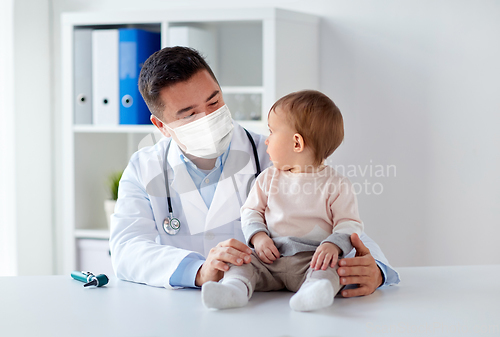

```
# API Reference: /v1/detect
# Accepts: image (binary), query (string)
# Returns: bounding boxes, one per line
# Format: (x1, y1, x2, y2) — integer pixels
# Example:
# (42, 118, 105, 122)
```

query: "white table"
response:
(1, 265, 499, 337)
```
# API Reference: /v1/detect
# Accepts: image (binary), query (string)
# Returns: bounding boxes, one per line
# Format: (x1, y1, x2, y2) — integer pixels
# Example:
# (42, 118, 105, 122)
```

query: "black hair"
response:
(138, 46, 218, 117)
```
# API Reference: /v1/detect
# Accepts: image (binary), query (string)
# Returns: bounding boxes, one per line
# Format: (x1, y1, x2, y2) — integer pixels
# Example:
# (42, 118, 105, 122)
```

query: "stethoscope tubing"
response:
(162, 128, 261, 235)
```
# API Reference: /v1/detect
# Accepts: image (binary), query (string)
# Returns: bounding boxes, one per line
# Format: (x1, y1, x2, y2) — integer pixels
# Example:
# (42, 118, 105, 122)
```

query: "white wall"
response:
(317, 0, 500, 267)
(320, 0, 499, 267)
(0, 0, 18, 276)
(14, 0, 54, 275)
(0, 0, 54, 276)
(49, 0, 500, 270)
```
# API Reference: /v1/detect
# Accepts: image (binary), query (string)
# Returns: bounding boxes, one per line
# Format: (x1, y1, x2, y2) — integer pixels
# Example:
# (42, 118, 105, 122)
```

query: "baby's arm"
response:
(325, 176, 364, 254)
(241, 168, 280, 264)
(312, 176, 364, 270)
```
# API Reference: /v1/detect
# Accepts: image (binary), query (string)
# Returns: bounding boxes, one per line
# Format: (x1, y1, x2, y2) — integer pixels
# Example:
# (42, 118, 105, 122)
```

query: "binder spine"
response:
(74, 29, 93, 124)
(92, 29, 119, 125)
(119, 29, 161, 125)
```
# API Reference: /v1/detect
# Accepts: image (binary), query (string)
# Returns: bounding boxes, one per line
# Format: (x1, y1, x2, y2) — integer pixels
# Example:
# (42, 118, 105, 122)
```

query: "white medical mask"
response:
(163, 104, 234, 159)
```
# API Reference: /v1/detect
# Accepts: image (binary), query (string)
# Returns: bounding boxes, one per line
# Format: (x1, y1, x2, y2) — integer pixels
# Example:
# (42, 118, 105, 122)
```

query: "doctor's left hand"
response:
(337, 233, 383, 298)
(195, 239, 252, 287)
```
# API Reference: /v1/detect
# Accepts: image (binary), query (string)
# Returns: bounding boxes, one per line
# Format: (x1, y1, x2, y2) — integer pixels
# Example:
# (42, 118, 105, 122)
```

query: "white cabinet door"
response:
(76, 239, 114, 276)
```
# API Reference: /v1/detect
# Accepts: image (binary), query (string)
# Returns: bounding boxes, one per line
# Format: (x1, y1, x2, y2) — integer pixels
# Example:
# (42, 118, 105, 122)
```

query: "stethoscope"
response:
(162, 128, 261, 235)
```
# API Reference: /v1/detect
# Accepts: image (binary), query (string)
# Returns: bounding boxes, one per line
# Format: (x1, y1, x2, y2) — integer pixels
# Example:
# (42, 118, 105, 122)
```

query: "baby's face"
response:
(265, 107, 297, 170)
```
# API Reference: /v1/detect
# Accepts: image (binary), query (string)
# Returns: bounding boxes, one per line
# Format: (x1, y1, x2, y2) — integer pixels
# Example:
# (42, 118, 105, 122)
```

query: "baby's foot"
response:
(201, 279, 248, 309)
(289, 279, 334, 312)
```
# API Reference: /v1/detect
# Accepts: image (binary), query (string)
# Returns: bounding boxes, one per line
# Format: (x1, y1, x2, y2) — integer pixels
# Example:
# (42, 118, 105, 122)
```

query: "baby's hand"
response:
(311, 242, 342, 271)
(251, 232, 280, 264)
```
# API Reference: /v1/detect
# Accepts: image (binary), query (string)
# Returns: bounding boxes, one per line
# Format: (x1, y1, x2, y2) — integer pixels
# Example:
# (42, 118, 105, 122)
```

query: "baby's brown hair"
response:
(270, 90, 344, 166)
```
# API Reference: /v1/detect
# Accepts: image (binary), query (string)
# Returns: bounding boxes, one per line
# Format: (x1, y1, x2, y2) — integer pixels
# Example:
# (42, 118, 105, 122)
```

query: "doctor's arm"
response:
(109, 156, 202, 289)
(338, 233, 400, 297)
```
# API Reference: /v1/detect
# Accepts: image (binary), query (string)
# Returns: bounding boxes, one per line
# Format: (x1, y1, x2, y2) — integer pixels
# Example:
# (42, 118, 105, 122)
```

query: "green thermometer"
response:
(71, 271, 109, 287)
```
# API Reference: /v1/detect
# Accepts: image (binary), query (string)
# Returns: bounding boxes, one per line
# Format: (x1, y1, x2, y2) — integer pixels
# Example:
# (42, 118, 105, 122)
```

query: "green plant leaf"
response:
(107, 170, 124, 201)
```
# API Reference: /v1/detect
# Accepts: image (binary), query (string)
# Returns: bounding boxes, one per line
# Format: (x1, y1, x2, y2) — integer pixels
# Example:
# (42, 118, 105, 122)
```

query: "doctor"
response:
(110, 46, 399, 296)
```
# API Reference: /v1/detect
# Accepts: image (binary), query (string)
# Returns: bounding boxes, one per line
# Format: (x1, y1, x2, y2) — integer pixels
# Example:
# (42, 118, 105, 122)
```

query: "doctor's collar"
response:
(178, 141, 232, 172)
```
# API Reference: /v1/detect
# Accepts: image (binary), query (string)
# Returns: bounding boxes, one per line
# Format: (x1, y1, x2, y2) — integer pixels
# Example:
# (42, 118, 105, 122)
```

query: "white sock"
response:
(289, 279, 334, 312)
(202, 279, 249, 309)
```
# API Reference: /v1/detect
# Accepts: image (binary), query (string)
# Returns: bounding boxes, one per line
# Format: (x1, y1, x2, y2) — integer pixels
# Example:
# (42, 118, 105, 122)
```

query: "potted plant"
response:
(104, 170, 123, 228)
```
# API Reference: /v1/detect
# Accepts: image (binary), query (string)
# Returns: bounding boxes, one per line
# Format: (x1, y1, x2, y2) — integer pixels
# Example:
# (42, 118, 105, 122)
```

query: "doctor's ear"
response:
(293, 133, 305, 153)
(151, 115, 171, 138)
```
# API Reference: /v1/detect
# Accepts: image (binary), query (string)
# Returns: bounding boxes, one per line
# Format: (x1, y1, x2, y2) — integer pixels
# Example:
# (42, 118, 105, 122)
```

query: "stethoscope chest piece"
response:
(163, 216, 181, 235)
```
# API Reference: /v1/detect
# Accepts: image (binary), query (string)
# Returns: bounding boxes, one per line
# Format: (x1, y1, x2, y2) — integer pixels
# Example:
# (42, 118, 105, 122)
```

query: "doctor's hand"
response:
(195, 239, 252, 287)
(337, 233, 384, 298)
(251, 232, 280, 264)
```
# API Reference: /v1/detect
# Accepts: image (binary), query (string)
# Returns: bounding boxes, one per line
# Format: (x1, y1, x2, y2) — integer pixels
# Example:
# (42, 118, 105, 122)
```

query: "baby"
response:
(202, 90, 364, 311)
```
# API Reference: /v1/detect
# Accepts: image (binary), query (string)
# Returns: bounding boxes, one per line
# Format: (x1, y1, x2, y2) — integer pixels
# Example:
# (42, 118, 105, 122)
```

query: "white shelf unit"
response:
(73, 124, 159, 133)
(60, 8, 319, 274)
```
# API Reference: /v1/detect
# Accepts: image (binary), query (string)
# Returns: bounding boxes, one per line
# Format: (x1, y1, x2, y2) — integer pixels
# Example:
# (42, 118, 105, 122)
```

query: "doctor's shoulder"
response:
(124, 137, 171, 179)
(243, 127, 266, 144)
(240, 126, 271, 170)
(128, 137, 170, 163)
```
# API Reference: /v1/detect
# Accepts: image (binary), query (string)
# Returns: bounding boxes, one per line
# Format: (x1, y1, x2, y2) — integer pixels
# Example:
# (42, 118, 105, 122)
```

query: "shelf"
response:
(221, 86, 264, 94)
(73, 124, 160, 133)
(75, 229, 110, 240)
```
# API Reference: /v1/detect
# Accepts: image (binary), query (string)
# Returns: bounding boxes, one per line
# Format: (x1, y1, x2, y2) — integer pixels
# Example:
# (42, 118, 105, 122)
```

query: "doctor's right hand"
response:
(195, 239, 252, 287)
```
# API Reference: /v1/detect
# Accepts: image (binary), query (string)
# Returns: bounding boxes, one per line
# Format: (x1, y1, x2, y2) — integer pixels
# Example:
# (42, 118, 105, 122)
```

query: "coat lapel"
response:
(167, 140, 208, 235)
(205, 124, 257, 231)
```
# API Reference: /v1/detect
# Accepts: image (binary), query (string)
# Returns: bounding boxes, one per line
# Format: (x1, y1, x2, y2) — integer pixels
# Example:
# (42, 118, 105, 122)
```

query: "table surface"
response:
(1, 265, 499, 337)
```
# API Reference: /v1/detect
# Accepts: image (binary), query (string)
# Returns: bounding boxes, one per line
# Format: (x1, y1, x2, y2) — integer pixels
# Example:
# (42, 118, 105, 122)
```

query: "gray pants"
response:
(224, 251, 342, 298)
